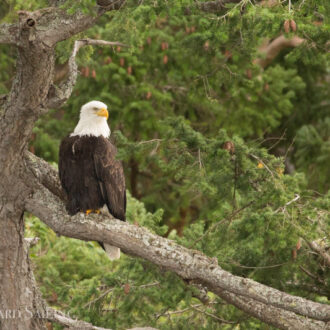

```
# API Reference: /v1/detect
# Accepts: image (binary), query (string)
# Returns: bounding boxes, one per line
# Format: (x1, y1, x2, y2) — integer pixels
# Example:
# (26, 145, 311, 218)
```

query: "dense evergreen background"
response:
(1, 0, 329, 328)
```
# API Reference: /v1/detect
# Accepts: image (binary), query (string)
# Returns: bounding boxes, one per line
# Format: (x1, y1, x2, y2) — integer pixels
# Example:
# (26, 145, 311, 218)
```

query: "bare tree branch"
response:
(46, 38, 129, 109)
(80, 38, 129, 48)
(0, 23, 19, 45)
(254, 35, 305, 68)
(23, 170, 330, 324)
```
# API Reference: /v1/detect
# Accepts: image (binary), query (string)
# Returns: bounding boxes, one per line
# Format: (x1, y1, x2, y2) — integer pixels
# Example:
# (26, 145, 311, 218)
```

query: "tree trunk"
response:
(0, 18, 55, 329)
(0, 205, 46, 330)
(0, 161, 47, 329)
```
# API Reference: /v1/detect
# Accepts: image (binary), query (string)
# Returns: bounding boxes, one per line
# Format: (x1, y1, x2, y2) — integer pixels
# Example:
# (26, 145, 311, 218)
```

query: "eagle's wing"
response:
(59, 136, 86, 215)
(59, 136, 75, 196)
(93, 138, 126, 221)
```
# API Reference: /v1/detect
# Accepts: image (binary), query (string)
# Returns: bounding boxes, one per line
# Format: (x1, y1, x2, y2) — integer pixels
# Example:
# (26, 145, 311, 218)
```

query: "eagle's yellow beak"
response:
(97, 108, 108, 120)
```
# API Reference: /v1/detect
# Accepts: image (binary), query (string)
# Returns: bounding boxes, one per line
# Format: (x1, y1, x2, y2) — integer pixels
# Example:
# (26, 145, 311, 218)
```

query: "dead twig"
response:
(275, 194, 300, 213)
(46, 38, 129, 109)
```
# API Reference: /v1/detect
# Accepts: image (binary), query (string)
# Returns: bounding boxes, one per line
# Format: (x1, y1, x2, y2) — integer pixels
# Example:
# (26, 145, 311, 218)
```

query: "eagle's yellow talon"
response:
(86, 209, 93, 215)
(95, 209, 101, 214)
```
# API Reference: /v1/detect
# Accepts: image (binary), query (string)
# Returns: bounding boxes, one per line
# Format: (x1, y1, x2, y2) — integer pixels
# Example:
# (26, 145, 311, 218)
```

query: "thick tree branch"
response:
(24, 170, 330, 325)
(38, 4, 123, 46)
(213, 289, 327, 330)
(46, 38, 129, 109)
(189, 282, 327, 329)
(0, 23, 19, 44)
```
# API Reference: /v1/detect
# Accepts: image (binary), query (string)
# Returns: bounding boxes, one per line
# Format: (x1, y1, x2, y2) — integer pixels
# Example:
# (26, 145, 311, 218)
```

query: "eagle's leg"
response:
(85, 209, 100, 215)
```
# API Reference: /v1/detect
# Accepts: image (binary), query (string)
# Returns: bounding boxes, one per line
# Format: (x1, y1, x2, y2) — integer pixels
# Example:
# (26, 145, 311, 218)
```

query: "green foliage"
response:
(1, 0, 328, 328)
(295, 118, 330, 192)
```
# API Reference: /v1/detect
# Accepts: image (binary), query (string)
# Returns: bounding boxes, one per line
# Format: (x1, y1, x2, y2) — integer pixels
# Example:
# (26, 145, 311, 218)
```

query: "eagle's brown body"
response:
(59, 135, 126, 221)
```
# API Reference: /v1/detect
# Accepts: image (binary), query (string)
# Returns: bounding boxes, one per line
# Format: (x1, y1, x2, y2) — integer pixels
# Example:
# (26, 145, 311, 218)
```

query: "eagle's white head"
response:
(71, 100, 110, 138)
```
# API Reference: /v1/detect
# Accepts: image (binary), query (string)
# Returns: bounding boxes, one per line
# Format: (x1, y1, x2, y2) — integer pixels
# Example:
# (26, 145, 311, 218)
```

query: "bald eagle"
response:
(59, 101, 126, 260)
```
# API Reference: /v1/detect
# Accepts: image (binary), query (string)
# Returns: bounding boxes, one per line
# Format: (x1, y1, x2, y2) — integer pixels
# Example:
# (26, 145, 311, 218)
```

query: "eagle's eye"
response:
(93, 107, 99, 111)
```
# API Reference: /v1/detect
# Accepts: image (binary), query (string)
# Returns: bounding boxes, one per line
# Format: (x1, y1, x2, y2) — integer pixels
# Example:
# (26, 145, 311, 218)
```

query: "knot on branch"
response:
(18, 11, 37, 29)
(26, 18, 36, 27)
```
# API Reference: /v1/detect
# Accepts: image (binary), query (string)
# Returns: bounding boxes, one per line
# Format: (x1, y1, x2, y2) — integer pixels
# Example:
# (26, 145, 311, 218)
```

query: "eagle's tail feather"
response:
(103, 244, 121, 260)
(98, 241, 121, 260)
